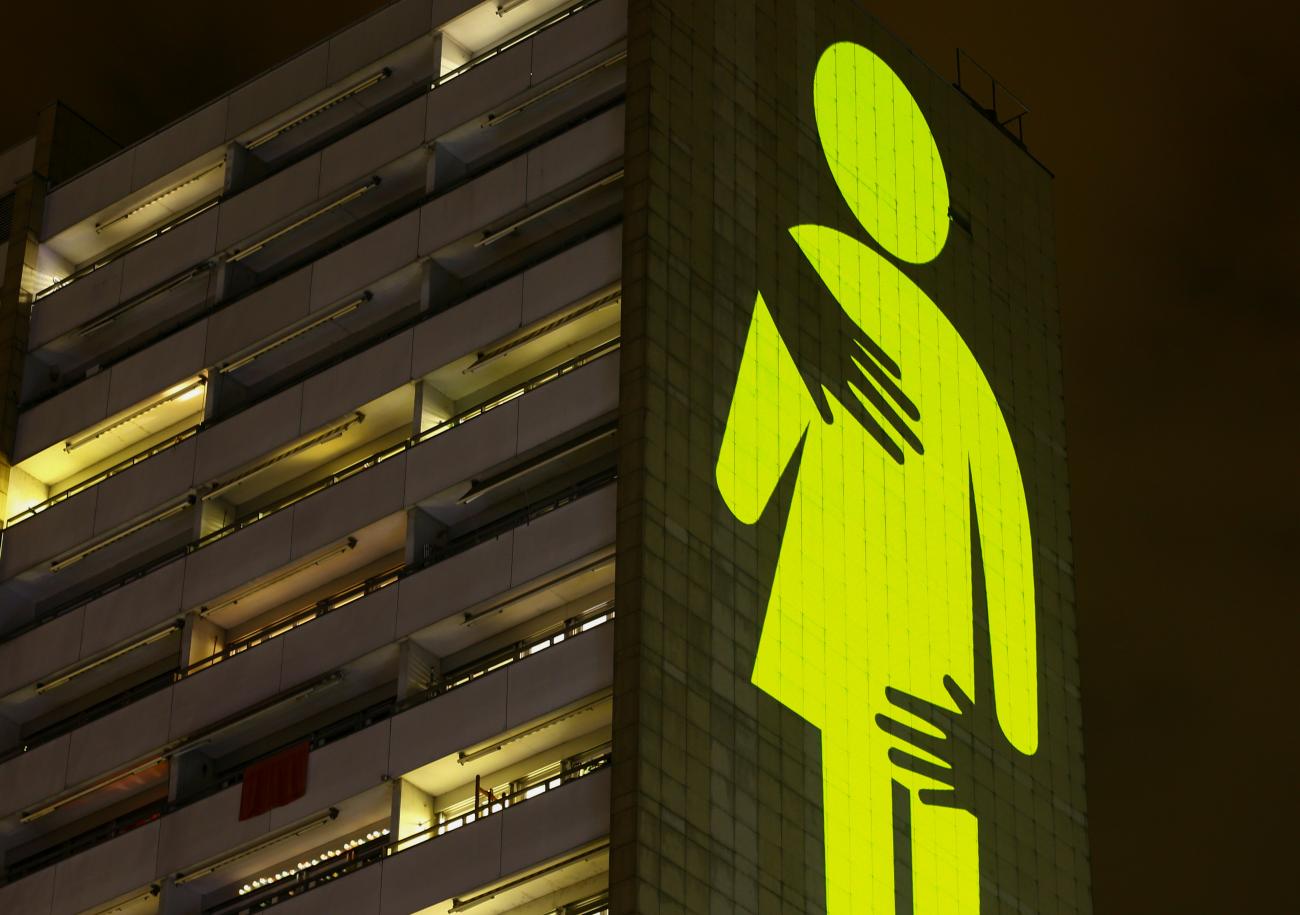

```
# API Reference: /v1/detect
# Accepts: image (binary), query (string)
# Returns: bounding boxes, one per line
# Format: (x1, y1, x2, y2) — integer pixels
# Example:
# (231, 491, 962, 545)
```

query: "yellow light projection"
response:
(716, 43, 1038, 913)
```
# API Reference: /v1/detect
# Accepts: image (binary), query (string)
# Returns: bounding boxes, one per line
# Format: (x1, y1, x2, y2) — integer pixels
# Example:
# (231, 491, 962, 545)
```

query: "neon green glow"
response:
(716, 42, 1038, 913)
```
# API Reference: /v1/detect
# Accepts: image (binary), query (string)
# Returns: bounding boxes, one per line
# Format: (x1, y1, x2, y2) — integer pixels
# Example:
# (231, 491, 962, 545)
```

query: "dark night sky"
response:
(2, 1, 1295, 910)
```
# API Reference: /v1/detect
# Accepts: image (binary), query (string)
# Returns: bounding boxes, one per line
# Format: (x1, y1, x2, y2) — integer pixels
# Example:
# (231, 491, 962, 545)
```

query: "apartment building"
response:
(0, 0, 1091, 913)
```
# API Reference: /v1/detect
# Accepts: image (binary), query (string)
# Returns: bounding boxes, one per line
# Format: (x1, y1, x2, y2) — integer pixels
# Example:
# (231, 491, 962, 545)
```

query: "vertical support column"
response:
(396, 637, 439, 702)
(419, 258, 463, 316)
(389, 778, 437, 847)
(405, 505, 447, 568)
(0, 104, 120, 518)
(158, 876, 200, 915)
(180, 609, 226, 669)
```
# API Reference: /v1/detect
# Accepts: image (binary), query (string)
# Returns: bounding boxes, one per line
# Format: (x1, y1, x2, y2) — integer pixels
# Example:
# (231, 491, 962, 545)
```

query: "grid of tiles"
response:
(613, 0, 1090, 912)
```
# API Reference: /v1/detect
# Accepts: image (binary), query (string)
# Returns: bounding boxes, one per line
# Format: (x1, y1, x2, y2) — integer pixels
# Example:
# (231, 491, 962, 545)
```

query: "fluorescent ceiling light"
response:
(459, 422, 617, 504)
(36, 621, 184, 694)
(220, 294, 370, 374)
(198, 537, 358, 617)
(203, 412, 365, 501)
(449, 840, 609, 912)
(246, 67, 391, 150)
(485, 50, 627, 128)
(64, 378, 206, 452)
(476, 170, 624, 248)
(458, 688, 611, 765)
(49, 496, 196, 573)
(95, 162, 224, 234)
(78, 262, 215, 336)
(460, 552, 613, 626)
(227, 178, 380, 263)
(21, 754, 170, 822)
(464, 288, 620, 374)
(173, 808, 339, 883)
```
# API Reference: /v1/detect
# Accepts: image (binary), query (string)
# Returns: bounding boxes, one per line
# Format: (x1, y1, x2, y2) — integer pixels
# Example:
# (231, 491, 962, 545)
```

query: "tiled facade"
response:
(612, 1, 1089, 913)
(0, 0, 1087, 913)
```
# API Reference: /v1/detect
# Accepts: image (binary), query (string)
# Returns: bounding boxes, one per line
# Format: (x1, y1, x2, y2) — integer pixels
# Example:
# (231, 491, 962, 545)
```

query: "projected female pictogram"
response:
(715, 42, 1039, 914)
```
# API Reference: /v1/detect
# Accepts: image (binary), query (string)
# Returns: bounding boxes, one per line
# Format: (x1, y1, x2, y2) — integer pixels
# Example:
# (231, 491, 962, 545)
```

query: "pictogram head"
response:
(813, 42, 949, 264)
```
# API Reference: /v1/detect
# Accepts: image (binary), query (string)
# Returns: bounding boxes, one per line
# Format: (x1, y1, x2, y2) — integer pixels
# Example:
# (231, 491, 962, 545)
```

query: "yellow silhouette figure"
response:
(716, 43, 1038, 913)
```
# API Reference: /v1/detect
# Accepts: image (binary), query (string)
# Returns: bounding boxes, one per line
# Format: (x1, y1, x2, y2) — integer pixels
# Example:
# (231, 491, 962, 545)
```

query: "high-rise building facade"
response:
(0, 1, 1089, 914)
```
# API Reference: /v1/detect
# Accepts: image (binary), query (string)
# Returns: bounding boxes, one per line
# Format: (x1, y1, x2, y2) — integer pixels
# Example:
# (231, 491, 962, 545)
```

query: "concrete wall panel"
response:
(289, 456, 407, 560)
(418, 157, 526, 256)
(105, 321, 208, 416)
(194, 386, 304, 485)
(156, 784, 268, 877)
(28, 257, 124, 349)
(308, 211, 421, 312)
(118, 206, 219, 302)
(0, 606, 84, 699)
(0, 867, 54, 915)
(13, 371, 110, 464)
(328, 0, 433, 84)
(216, 155, 323, 252)
(80, 558, 185, 659)
(279, 587, 399, 690)
(530, 0, 628, 85)
(515, 353, 618, 454)
(525, 105, 624, 203)
(395, 533, 513, 638)
(0, 734, 70, 819)
(206, 266, 313, 365)
(504, 623, 613, 730)
(169, 639, 285, 740)
(298, 331, 413, 432)
(404, 401, 518, 505)
(320, 98, 426, 196)
(131, 100, 228, 192)
(388, 673, 507, 776)
(498, 766, 610, 875)
(379, 813, 502, 915)
(49, 819, 160, 915)
(510, 485, 616, 588)
(42, 150, 135, 240)
(0, 488, 97, 580)
(410, 275, 522, 378)
(64, 686, 173, 787)
(268, 723, 390, 829)
(181, 509, 295, 612)
(521, 225, 621, 325)
(227, 45, 331, 140)
(425, 43, 531, 140)
(93, 436, 198, 536)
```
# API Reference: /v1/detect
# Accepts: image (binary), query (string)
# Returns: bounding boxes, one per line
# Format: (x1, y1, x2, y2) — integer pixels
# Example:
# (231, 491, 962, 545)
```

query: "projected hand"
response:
(874, 675, 974, 809)
(839, 315, 924, 465)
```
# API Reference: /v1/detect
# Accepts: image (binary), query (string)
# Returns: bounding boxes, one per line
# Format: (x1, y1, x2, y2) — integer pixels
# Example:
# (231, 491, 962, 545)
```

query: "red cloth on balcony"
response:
(239, 740, 310, 821)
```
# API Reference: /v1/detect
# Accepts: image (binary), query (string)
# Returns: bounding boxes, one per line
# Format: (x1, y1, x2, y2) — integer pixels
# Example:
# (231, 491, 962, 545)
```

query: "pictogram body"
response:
(716, 42, 1039, 914)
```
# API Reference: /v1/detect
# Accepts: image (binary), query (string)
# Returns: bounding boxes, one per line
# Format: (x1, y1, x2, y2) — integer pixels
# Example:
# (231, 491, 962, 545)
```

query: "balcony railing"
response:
(205, 745, 613, 915)
(28, 0, 615, 315)
(4, 425, 201, 527)
(10, 342, 617, 645)
(1, 604, 616, 886)
(0, 471, 615, 769)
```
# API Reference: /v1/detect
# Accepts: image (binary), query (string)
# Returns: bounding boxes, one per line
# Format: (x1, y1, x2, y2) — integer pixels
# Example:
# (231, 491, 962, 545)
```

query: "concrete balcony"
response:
(0, 220, 620, 647)
(0, 614, 615, 915)
(21, 0, 627, 406)
(0, 483, 615, 828)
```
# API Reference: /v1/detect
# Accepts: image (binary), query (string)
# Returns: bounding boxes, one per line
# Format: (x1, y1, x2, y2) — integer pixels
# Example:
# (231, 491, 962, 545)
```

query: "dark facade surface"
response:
(612, 0, 1089, 911)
